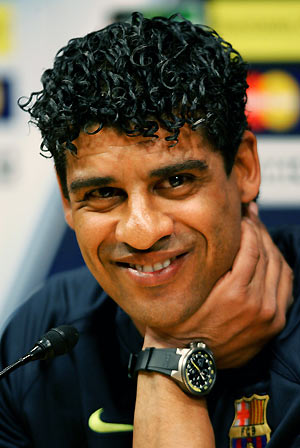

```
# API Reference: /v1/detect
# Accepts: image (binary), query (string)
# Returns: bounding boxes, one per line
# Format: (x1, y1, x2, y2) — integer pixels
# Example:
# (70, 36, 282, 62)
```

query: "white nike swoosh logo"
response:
(88, 408, 133, 433)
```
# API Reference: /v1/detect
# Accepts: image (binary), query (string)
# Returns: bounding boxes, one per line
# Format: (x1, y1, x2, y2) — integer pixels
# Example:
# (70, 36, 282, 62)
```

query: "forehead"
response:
(66, 125, 219, 175)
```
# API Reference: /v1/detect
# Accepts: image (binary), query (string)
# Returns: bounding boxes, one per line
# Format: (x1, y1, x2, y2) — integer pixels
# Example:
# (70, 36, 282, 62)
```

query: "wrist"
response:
(138, 370, 208, 406)
(134, 371, 214, 448)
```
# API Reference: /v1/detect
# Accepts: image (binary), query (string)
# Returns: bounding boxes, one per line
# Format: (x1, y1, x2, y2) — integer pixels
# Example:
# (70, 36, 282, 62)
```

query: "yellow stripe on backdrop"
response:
(0, 4, 14, 56)
(206, 0, 300, 62)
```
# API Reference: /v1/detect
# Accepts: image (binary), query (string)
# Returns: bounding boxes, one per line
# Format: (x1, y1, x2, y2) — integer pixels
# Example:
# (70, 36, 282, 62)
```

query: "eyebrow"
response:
(69, 159, 209, 193)
(69, 176, 115, 193)
(150, 159, 208, 178)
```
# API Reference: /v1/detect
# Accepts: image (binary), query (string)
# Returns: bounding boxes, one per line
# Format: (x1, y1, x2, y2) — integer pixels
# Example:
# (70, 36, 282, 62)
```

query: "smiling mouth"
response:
(116, 253, 187, 273)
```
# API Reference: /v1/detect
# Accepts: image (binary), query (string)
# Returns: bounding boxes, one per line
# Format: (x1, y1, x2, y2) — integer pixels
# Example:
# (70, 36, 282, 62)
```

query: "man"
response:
(0, 12, 297, 447)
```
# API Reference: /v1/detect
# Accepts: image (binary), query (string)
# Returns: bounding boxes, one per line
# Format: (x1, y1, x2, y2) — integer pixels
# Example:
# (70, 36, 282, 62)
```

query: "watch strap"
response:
(129, 347, 181, 378)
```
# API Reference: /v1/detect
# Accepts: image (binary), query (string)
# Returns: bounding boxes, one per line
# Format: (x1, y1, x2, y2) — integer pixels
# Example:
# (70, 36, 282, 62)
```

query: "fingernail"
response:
(249, 201, 258, 216)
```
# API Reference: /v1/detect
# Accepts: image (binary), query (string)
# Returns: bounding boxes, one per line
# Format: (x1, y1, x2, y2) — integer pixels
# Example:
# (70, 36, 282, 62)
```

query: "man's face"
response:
(61, 126, 248, 331)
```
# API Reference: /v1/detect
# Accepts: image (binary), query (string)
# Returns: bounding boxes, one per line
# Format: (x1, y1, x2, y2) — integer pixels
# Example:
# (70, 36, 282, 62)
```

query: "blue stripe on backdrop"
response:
(48, 226, 84, 276)
(260, 208, 300, 227)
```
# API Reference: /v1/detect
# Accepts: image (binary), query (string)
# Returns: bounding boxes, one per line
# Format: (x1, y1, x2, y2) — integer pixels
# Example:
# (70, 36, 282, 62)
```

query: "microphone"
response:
(0, 325, 79, 380)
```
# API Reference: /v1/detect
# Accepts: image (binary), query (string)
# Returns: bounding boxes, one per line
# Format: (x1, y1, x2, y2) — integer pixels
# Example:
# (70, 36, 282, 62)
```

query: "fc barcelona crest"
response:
(229, 394, 271, 447)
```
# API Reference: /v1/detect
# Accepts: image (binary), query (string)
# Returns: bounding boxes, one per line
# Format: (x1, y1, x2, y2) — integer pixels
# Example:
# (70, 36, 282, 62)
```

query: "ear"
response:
(232, 130, 261, 203)
(56, 171, 74, 230)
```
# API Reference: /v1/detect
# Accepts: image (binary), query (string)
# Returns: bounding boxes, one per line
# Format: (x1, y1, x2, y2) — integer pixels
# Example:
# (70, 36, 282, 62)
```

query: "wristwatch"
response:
(128, 341, 216, 397)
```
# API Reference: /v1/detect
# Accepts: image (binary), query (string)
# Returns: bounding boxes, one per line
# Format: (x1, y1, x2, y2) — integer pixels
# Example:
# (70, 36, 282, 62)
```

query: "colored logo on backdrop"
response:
(229, 394, 271, 448)
(0, 79, 11, 119)
(0, 4, 14, 55)
(246, 68, 300, 134)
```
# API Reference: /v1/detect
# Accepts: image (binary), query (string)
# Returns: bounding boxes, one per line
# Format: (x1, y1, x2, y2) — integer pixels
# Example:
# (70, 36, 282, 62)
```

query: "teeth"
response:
(131, 258, 173, 273)
(153, 262, 164, 271)
(163, 259, 171, 268)
(143, 265, 154, 273)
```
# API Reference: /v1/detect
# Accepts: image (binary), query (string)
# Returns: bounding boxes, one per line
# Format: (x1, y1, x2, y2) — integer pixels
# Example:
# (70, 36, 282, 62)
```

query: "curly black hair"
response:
(20, 12, 249, 198)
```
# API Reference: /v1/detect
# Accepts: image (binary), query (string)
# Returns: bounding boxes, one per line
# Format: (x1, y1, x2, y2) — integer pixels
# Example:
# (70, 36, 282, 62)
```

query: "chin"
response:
(130, 304, 196, 333)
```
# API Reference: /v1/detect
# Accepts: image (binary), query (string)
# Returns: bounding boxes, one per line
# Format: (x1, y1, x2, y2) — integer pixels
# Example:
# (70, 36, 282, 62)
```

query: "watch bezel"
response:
(178, 343, 216, 396)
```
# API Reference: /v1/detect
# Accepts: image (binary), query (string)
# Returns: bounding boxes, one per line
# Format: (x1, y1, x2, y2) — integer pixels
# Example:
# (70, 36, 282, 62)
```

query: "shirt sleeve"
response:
(0, 328, 32, 447)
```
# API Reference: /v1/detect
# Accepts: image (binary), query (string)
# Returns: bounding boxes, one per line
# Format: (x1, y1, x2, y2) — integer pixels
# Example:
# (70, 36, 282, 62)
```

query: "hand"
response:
(144, 202, 294, 368)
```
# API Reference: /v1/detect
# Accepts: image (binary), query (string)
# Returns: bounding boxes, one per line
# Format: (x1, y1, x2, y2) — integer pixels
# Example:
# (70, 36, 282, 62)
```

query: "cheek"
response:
(178, 185, 241, 232)
(180, 186, 242, 267)
(206, 190, 242, 269)
(72, 212, 112, 269)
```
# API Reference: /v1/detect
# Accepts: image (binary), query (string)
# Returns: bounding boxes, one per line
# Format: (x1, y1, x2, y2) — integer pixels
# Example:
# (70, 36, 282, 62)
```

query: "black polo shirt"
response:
(0, 226, 299, 447)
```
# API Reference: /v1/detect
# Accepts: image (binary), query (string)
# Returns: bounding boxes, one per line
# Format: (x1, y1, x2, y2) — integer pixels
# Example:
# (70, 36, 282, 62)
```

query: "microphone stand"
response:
(0, 346, 43, 379)
(0, 354, 32, 379)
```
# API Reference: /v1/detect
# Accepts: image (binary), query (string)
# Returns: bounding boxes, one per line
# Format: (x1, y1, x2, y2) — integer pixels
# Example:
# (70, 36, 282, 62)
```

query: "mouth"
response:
(116, 253, 187, 273)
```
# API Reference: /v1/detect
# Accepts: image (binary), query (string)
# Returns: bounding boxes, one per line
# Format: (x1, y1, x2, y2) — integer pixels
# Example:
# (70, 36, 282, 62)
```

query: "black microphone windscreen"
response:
(41, 325, 79, 357)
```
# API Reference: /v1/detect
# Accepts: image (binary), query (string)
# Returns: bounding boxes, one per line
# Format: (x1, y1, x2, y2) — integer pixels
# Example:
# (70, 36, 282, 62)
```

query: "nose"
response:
(115, 194, 174, 250)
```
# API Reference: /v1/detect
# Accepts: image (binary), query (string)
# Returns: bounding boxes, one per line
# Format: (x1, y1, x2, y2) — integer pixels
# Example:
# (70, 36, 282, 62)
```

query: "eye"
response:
(84, 187, 125, 200)
(77, 186, 126, 212)
(168, 175, 186, 188)
(155, 173, 199, 199)
(158, 174, 195, 189)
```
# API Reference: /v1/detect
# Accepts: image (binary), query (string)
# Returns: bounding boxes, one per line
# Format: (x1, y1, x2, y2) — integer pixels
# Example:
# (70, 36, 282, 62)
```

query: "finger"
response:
(244, 208, 283, 299)
(251, 213, 287, 305)
(270, 259, 294, 331)
(242, 203, 283, 297)
(259, 234, 281, 303)
(248, 214, 283, 321)
(229, 218, 264, 287)
(245, 204, 269, 252)
(247, 210, 293, 325)
(244, 201, 259, 218)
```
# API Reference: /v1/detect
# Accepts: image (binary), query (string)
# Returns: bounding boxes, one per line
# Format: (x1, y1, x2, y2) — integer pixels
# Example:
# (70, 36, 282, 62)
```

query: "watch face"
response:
(183, 348, 216, 396)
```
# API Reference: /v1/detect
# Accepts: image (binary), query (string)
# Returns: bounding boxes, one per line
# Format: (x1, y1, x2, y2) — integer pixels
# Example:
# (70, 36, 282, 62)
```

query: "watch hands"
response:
(191, 360, 205, 381)
(191, 359, 200, 372)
